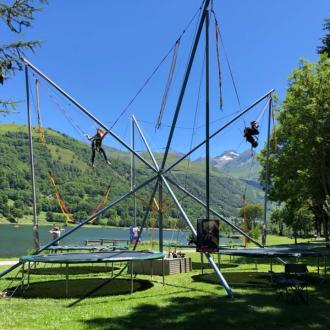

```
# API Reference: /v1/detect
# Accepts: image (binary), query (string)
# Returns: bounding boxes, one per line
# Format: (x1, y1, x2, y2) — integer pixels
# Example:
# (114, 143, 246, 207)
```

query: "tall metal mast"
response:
(262, 93, 273, 246)
(25, 65, 40, 251)
(131, 116, 137, 226)
(205, 5, 210, 219)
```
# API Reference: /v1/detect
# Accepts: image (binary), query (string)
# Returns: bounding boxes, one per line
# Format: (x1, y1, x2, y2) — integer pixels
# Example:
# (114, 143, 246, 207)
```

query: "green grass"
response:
(0, 245, 330, 330)
(247, 234, 311, 247)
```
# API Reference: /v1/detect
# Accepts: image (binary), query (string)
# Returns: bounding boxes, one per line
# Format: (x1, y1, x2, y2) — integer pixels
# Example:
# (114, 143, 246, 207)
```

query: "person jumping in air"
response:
(244, 120, 259, 148)
(86, 128, 112, 168)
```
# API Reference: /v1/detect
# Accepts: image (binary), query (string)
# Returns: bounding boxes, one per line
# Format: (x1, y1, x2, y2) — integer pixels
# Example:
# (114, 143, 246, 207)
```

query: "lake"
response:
(0, 224, 242, 258)
(0, 224, 189, 258)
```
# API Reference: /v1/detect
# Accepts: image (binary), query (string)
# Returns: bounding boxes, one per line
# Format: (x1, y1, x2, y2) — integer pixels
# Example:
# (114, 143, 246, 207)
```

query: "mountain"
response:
(0, 124, 264, 228)
(211, 150, 240, 168)
(211, 150, 261, 181)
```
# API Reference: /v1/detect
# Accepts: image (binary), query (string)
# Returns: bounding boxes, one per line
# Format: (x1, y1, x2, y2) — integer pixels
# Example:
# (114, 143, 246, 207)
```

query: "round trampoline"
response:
(218, 244, 330, 258)
(19, 251, 165, 297)
(216, 244, 330, 275)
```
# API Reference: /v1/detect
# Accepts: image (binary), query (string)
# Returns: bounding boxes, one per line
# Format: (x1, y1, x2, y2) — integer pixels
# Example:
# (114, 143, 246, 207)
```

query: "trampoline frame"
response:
(19, 251, 165, 297)
(216, 246, 330, 275)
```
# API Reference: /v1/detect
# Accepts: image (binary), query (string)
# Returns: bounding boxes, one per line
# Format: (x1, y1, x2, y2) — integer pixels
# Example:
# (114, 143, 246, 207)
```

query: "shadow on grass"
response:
(192, 262, 239, 270)
(192, 272, 272, 288)
(82, 285, 330, 330)
(23, 265, 120, 276)
(7, 278, 153, 299)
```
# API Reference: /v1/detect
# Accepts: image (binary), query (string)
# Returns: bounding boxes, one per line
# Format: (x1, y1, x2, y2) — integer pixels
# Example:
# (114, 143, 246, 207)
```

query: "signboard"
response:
(196, 219, 219, 253)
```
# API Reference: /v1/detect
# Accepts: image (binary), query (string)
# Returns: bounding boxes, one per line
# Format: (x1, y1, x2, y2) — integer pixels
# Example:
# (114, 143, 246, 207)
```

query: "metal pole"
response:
(131, 116, 137, 226)
(164, 89, 275, 174)
(25, 65, 40, 251)
(132, 116, 159, 170)
(262, 94, 273, 246)
(161, 175, 234, 298)
(205, 7, 210, 219)
(133, 181, 159, 251)
(23, 59, 156, 173)
(159, 180, 163, 252)
(161, 0, 211, 169)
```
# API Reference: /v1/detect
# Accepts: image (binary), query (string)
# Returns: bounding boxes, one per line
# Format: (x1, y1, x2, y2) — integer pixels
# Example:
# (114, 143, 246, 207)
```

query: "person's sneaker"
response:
(107, 160, 112, 166)
(91, 163, 95, 169)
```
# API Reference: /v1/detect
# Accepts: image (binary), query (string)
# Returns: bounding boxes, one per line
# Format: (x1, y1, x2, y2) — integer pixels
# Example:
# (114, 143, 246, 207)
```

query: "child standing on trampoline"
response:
(86, 128, 112, 168)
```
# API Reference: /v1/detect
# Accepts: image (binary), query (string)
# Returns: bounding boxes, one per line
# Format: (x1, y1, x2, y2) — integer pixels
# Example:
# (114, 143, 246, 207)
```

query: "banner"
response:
(196, 219, 219, 253)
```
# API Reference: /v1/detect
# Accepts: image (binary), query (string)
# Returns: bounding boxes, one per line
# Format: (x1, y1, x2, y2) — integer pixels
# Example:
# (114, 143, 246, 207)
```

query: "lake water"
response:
(0, 224, 242, 258)
(0, 224, 189, 258)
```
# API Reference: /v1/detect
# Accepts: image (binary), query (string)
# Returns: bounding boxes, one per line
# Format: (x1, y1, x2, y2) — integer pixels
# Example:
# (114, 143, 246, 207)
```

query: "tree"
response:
(239, 203, 263, 228)
(0, 0, 47, 113)
(270, 207, 286, 236)
(260, 56, 330, 240)
(318, 18, 330, 57)
(239, 203, 263, 241)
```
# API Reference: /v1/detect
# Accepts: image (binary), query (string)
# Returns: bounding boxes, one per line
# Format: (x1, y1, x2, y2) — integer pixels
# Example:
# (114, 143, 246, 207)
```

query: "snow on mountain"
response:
(212, 150, 240, 167)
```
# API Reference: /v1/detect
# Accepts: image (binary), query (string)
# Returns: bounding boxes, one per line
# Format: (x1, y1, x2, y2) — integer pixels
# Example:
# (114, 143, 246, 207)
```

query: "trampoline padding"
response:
(20, 251, 165, 264)
(218, 246, 330, 258)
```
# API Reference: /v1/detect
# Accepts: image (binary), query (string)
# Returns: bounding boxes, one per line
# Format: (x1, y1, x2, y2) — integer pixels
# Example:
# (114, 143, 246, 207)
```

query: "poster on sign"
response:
(196, 219, 219, 253)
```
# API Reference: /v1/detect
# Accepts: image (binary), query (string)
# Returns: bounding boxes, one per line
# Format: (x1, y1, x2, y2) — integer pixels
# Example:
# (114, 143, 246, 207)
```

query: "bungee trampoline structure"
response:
(1, 0, 282, 299)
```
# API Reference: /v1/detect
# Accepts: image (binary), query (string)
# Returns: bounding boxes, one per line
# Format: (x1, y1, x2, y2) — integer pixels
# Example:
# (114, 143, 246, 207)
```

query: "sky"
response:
(2, 0, 329, 161)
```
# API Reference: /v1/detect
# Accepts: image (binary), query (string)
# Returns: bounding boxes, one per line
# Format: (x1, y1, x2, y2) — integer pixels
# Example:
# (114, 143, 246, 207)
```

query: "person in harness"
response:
(244, 120, 259, 148)
(86, 128, 112, 168)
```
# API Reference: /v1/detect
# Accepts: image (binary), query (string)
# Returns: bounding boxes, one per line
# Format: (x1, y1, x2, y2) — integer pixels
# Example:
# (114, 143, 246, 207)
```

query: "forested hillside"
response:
(0, 124, 264, 228)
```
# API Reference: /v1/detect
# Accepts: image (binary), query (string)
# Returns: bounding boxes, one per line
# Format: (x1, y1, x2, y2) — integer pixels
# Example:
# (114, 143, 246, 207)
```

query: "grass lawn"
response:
(0, 246, 330, 330)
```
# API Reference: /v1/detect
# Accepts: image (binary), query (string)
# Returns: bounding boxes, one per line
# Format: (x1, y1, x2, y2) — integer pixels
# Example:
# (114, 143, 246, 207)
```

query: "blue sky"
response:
(2, 0, 329, 160)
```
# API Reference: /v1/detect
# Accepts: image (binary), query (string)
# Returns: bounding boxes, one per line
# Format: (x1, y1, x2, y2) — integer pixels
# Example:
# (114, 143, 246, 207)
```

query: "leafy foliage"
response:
(318, 18, 330, 56)
(260, 56, 330, 238)
(0, 0, 47, 112)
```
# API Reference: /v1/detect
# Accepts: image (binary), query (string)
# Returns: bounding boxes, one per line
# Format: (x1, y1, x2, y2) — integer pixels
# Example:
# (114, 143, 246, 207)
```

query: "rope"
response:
(241, 149, 257, 246)
(211, 9, 241, 111)
(156, 38, 181, 130)
(49, 173, 75, 225)
(213, 13, 223, 110)
(35, 79, 44, 144)
(255, 97, 270, 123)
(242, 193, 249, 247)
(184, 50, 205, 188)
(271, 102, 277, 151)
(37, 77, 88, 139)
(109, 3, 204, 130)
(90, 186, 112, 223)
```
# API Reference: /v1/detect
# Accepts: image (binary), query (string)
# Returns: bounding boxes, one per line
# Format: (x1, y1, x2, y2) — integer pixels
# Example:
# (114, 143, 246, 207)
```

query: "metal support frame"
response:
(0, 1, 277, 300)
(158, 181, 164, 252)
(205, 6, 210, 219)
(262, 93, 273, 246)
(25, 66, 40, 251)
(131, 116, 137, 226)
